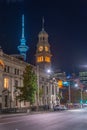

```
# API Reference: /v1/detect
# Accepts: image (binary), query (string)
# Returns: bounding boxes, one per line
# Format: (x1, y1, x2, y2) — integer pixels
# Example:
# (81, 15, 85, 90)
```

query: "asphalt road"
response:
(0, 108, 87, 130)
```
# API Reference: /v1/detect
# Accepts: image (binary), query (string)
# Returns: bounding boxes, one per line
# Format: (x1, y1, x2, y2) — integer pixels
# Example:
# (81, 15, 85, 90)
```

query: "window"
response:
(37, 56, 43, 62)
(14, 80, 18, 92)
(14, 80, 18, 86)
(4, 78, 9, 89)
(4, 66, 10, 73)
(7, 66, 9, 73)
(45, 46, 49, 52)
(5, 96, 8, 107)
(14, 68, 19, 75)
(45, 56, 50, 62)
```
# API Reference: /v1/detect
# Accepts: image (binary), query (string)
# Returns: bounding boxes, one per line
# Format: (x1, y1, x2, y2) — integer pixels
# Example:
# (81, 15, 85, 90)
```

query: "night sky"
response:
(0, 0, 87, 73)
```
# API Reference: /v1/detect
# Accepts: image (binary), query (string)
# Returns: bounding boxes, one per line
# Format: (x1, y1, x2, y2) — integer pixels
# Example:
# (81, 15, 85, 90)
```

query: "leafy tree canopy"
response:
(16, 65, 37, 104)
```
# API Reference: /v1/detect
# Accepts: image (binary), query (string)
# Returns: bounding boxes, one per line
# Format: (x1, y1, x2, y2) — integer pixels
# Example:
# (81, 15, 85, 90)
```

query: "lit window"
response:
(37, 56, 43, 62)
(85, 72, 87, 76)
(45, 46, 49, 52)
(79, 72, 82, 76)
(4, 78, 9, 89)
(45, 56, 50, 62)
(82, 72, 85, 76)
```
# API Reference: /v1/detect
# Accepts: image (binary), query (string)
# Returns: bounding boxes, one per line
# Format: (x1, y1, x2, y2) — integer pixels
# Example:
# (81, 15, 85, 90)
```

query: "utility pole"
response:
(68, 82, 71, 103)
(80, 88, 83, 108)
(37, 65, 39, 110)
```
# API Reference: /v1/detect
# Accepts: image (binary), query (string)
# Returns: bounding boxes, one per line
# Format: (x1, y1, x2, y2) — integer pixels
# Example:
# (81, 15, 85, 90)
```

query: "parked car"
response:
(53, 105, 67, 111)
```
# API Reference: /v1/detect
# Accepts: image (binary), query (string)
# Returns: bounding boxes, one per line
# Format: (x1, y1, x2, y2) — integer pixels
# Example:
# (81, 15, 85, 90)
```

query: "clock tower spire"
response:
(42, 17, 44, 31)
(35, 18, 52, 70)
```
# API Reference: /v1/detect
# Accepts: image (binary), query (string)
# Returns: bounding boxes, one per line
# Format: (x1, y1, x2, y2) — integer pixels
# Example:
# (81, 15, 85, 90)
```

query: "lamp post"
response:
(66, 75, 71, 104)
(80, 88, 83, 108)
(74, 83, 83, 108)
(36, 65, 40, 110)
(47, 69, 55, 109)
(68, 82, 71, 103)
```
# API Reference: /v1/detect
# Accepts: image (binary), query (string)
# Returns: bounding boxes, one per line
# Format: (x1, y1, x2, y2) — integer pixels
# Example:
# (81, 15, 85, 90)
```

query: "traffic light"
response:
(58, 80, 63, 88)
(80, 100, 83, 104)
(63, 81, 69, 87)
(85, 100, 87, 104)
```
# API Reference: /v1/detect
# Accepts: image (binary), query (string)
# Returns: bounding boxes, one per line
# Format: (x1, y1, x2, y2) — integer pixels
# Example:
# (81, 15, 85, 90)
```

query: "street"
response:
(0, 109, 87, 130)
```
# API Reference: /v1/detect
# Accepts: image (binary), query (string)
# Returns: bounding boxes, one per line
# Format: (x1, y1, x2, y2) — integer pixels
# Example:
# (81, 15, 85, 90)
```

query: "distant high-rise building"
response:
(17, 14, 29, 61)
(35, 18, 52, 71)
(79, 71, 87, 85)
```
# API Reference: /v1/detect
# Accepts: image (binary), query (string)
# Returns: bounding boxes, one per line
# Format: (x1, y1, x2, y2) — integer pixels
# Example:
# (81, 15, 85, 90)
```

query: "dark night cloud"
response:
(0, 0, 23, 3)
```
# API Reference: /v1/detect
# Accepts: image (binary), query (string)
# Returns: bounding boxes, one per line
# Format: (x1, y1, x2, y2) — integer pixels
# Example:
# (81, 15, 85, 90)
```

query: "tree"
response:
(56, 91, 63, 105)
(16, 65, 37, 106)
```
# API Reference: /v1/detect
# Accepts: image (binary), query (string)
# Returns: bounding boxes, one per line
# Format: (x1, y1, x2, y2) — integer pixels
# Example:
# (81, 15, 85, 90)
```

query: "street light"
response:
(46, 69, 52, 108)
(74, 83, 83, 108)
(47, 69, 51, 74)
(46, 69, 58, 108)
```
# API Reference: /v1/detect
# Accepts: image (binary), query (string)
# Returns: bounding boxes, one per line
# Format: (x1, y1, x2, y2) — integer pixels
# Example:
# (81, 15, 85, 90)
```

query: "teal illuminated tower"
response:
(17, 14, 29, 61)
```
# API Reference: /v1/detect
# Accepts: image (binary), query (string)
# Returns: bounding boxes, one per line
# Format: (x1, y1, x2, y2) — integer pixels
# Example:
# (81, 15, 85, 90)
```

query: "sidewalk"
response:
(0, 110, 52, 119)
(0, 113, 27, 118)
(0, 108, 74, 119)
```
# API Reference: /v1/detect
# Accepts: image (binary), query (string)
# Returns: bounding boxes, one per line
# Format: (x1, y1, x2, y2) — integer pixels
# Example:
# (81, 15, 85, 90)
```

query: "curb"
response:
(0, 111, 52, 118)
(0, 113, 27, 119)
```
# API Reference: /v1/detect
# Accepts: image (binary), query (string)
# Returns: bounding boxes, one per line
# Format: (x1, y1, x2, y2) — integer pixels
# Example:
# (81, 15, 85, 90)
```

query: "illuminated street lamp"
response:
(74, 83, 83, 108)
(46, 69, 52, 108)
(47, 69, 51, 74)
(47, 69, 59, 108)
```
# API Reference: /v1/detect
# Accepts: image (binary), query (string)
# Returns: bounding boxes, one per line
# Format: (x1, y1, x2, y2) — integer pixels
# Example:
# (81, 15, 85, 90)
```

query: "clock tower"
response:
(35, 18, 52, 70)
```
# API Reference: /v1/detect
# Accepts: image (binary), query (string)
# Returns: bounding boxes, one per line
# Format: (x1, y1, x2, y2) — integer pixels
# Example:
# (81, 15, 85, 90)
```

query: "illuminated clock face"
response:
(39, 46, 43, 51)
(45, 46, 49, 51)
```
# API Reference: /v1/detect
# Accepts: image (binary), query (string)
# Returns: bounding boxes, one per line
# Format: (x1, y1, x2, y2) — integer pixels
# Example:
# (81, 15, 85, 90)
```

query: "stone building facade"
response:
(0, 48, 59, 109)
(0, 48, 28, 108)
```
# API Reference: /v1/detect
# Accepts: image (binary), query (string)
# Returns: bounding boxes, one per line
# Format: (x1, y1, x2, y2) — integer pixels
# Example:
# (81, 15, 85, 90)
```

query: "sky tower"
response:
(17, 14, 29, 61)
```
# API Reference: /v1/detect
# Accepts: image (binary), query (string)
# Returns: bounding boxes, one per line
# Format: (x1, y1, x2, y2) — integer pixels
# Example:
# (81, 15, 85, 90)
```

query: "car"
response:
(53, 105, 67, 111)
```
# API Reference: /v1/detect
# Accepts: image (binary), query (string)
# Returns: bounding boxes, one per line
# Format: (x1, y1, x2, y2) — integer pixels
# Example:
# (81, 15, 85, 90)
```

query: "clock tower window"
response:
(37, 56, 44, 62)
(45, 56, 50, 62)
